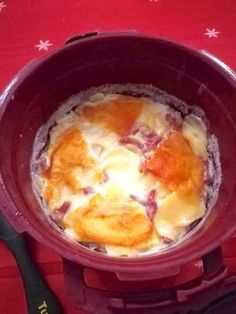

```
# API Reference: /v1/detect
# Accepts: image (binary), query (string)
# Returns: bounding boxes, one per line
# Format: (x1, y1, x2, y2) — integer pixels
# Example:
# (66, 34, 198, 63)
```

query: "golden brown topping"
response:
(43, 128, 101, 207)
(81, 95, 144, 136)
(63, 194, 155, 248)
(142, 131, 204, 198)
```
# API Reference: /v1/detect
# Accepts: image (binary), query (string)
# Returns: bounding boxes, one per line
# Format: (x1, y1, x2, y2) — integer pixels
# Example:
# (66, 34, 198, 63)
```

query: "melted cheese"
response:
(154, 192, 205, 240)
(78, 118, 119, 156)
(43, 127, 103, 208)
(182, 114, 208, 159)
(105, 245, 138, 257)
(81, 94, 145, 136)
(105, 231, 160, 256)
(154, 220, 185, 241)
(63, 194, 155, 248)
(36, 93, 209, 256)
(100, 145, 151, 197)
(137, 101, 172, 135)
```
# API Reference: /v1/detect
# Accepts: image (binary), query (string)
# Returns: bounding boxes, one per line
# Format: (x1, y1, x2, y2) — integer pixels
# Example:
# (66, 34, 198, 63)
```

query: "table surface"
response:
(1, 1, 236, 313)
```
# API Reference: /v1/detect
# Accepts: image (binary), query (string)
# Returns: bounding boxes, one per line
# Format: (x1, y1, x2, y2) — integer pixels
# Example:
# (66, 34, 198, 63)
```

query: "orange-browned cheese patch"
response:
(43, 128, 100, 207)
(63, 194, 154, 247)
(81, 95, 144, 136)
(142, 131, 204, 198)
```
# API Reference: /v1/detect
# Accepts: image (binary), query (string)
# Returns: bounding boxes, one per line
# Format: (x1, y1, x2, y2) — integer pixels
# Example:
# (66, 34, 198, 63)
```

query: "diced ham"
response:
(131, 122, 158, 138)
(120, 123, 161, 154)
(204, 159, 214, 184)
(131, 123, 142, 135)
(145, 189, 157, 220)
(119, 136, 143, 150)
(147, 189, 156, 204)
(50, 201, 71, 223)
(130, 194, 146, 206)
(165, 111, 183, 130)
(142, 136, 161, 153)
(35, 156, 49, 174)
(83, 186, 94, 195)
(130, 189, 157, 221)
(103, 171, 110, 183)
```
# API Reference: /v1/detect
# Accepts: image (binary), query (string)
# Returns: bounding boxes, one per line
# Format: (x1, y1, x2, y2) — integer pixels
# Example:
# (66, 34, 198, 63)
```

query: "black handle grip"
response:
(0, 213, 61, 314)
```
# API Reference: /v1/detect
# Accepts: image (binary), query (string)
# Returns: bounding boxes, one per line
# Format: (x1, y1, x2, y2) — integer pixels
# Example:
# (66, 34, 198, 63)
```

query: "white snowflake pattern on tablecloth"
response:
(204, 28, 220, 38)
(35, 40, 53, 51)
(0, 2, 7, 12)
(149, 0, 158, 2)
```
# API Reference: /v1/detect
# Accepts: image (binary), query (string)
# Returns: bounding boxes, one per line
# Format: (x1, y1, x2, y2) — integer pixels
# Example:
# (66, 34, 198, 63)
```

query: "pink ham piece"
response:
(203, 159, 214, 184)
(83, 186, 94, 195)
(120, 124, 161, 154)
(103, 171, 110, 184)
(145, 189, 157, 220)
(130, 194, 146, 206)
(50, 201, 71, 223)
(130, 123, 141, 135)
(165, 111, 182, 130)
(119, 136, 143, 150)
(142, 136, 161, 153)
(34, 156, 49, 174)
(131, 123, 156, 138)
(136, 123, 154, 137)
(130, 189, 157, 221)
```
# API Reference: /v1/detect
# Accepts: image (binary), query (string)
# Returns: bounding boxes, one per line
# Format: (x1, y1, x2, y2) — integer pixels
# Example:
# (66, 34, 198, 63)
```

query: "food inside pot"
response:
(32, 85, 221, 257)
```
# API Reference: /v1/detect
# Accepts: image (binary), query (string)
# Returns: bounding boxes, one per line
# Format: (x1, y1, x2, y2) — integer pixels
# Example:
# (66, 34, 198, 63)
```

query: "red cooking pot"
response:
(0, 32, 236, 313)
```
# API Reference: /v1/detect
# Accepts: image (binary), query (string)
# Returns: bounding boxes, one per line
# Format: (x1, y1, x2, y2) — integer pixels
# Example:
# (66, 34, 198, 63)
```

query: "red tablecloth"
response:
(0, 1, 236, 313)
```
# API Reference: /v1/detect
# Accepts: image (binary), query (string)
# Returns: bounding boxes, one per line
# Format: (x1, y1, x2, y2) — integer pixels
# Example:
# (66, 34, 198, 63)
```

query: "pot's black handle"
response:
(0, 213, 61, 314)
